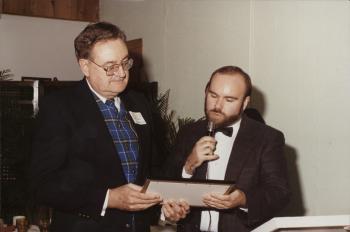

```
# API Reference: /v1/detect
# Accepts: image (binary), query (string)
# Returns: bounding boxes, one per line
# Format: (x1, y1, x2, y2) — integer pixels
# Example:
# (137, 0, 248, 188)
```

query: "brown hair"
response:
(74, 22, 126, 60)
(206, 66, 252, 97)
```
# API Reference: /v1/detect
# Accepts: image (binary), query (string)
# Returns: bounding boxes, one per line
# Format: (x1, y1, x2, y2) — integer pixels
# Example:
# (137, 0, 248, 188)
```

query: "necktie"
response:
(215, 127, 233, 137)
(105, 99, 118, 114)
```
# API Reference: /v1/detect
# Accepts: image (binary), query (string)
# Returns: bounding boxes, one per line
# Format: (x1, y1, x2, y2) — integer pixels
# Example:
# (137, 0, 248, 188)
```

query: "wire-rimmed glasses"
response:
(88, 58, 133, 76)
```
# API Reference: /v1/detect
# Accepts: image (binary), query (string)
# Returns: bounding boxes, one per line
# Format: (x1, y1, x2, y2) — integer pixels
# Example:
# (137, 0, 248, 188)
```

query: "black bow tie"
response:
(215, 127, 233, 137)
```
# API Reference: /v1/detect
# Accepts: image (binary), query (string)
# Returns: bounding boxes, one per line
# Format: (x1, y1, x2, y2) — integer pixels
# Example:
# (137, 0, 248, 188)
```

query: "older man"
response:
(30, 22, 161, 232)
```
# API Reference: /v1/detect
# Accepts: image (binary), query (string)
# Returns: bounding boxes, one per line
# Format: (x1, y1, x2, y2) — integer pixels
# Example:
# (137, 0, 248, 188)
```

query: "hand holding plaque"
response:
(141, 179, 235, 207)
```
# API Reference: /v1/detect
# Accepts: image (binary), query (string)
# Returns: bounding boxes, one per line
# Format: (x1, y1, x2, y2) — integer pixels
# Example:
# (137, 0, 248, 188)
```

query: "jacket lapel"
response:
(224, 116, 256, 182)
(77, 79, 127, 184)
(119, 91, 147, 148)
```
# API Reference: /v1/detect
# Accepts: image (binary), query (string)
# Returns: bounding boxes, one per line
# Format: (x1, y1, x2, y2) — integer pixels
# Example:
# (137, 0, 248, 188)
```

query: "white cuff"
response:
(101, 189, 109, 216)
(159, 207, 177, 226)
(160, 210, 166, 221)
(182, 167, 193, 178)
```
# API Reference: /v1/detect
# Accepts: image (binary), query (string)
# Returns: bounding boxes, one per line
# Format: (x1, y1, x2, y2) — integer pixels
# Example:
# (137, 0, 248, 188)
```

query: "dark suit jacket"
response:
(164, 115, 290, 231)
(30, 79, 157, 232)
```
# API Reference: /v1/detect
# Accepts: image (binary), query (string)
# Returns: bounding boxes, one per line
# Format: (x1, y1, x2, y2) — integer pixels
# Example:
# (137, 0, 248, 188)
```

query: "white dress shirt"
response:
(182, 119, 241, 232)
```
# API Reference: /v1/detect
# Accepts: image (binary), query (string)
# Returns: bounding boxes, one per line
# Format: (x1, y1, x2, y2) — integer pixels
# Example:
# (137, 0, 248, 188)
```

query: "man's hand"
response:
(108, 183, 161, 211)
(161, 199, 190, 222)
(202, 189, 247, 209)
(184, 136, 218, 175)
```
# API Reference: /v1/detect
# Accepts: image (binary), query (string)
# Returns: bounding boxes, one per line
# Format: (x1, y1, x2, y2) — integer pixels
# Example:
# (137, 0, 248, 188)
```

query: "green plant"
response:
(151, 89, 194, 178)
(157, 89, 194, 149)
(0, 69, 14, 81)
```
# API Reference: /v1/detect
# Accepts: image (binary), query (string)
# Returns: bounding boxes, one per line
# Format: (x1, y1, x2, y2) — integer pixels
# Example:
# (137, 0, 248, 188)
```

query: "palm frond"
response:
(156, 89, 170, 117)
(177, 117, 195, 130)
(0, 69, 14, 81)
(152, 89, 194, 153)
(149, 88, 195, 178)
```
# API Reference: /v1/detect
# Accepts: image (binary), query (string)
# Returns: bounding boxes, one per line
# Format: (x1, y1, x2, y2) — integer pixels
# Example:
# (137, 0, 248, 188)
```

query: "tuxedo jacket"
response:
(165, 115, 290, 231)
(30, 79, 157, 232)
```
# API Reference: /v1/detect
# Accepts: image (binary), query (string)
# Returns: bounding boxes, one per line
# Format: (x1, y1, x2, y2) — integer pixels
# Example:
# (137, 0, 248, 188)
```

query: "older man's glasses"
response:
(88, 58, 133, 76)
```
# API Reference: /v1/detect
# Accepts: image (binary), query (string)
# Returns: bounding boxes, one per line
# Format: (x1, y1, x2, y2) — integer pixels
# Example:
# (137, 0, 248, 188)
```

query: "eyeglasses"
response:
(88, 58, 133, 76)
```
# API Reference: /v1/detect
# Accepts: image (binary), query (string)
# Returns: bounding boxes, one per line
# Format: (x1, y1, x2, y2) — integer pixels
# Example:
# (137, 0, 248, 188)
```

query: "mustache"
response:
(210, 109, 224, 115)
(111, 75, 126, 81)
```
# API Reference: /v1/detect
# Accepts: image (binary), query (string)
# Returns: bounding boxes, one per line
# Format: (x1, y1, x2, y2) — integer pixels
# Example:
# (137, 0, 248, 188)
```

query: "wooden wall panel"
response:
(126, 38, 143, 57)
(126, 39, 146, 85)
(0, 0, 2, 14)
(2, 0, 99, 22)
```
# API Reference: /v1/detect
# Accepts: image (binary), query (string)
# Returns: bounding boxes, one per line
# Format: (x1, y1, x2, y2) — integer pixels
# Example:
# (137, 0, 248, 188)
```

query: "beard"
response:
(204, 93, 247, 128)
(205, 108, 241, 128)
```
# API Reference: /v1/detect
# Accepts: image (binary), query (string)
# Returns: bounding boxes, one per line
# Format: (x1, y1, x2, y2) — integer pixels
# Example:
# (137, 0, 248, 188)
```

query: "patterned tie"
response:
(105, 99, 118, 114)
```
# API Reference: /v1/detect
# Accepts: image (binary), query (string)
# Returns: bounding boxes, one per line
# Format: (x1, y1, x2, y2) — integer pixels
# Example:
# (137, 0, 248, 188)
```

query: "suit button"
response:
(125, 223, 131, 228)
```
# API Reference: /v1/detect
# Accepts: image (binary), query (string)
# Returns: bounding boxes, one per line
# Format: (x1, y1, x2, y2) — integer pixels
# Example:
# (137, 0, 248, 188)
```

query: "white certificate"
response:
(141, 179, 235, 207)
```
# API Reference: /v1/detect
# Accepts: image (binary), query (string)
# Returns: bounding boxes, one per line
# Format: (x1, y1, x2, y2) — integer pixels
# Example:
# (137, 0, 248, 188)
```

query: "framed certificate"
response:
(141, 179, 235, 207)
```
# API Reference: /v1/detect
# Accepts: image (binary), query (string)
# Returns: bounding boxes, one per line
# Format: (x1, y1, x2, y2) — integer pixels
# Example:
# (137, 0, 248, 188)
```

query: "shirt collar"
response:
(227, 118, 242, 132)
(85, 78, 121, 109)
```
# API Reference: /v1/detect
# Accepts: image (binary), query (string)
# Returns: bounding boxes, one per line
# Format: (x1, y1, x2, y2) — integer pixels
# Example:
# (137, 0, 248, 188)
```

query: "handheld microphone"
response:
(206, 121, 216, 181)
(207, 121, 215, 137)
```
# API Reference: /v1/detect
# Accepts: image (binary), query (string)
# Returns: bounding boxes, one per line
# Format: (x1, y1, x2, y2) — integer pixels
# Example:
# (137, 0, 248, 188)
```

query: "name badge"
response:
(129, 111, 147, 125)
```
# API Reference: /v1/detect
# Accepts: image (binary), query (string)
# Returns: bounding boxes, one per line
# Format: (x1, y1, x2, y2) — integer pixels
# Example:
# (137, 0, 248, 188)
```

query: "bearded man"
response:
(164, 66, 290, 232)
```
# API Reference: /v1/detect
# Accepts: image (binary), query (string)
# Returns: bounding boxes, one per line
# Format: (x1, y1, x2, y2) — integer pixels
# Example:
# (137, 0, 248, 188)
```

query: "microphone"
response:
(206, 121, 215, 180)
(207, 121, 215, 137)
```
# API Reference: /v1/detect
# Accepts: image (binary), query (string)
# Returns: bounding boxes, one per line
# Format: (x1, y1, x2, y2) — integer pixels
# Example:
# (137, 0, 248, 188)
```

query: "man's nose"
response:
(113, 65, 126, 78)
(214, 98, 223, 111)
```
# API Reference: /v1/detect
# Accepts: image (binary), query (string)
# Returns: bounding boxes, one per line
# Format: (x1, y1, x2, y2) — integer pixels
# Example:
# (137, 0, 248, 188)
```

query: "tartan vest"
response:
(96, 97, 139, 183)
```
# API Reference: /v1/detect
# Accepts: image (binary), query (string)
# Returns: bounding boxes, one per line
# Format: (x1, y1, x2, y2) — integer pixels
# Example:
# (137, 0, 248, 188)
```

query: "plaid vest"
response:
(95, 97, 139, 183)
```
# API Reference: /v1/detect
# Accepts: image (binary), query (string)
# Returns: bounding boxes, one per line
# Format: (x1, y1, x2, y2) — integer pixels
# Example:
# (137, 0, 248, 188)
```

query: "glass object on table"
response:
(16, 217, 28, 232)
(36, 206, 52, 232)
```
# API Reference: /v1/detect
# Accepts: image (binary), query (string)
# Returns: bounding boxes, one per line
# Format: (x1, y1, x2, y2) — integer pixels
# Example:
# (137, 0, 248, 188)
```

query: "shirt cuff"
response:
(159, 207, 177, 226)
(101, 189, 109, 216)
(182, 167, 193, 178)
(160, 210, 166, 221)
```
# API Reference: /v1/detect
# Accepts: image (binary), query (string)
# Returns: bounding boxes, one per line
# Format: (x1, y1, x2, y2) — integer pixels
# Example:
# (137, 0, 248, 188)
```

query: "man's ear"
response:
(78, 59, 89, 77)
(243, 96, 250, 110)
